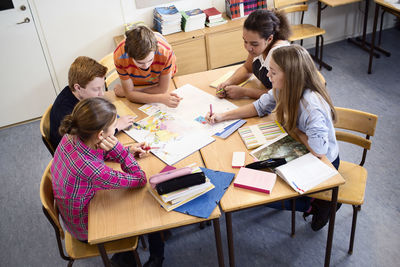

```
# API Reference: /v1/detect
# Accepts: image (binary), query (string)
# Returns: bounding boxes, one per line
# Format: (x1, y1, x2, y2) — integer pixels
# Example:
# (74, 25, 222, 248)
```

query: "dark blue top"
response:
(49, 86, 79, 149)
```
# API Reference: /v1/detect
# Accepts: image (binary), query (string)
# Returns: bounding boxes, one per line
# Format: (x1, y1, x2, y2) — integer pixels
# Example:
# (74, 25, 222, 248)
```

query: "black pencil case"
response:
(156, 172, 206, 195)
(245, 158, 287, 170)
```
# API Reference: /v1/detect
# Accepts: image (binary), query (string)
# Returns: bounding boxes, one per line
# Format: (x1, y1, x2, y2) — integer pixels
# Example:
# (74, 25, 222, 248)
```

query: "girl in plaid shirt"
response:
(52, 98, 164, 266)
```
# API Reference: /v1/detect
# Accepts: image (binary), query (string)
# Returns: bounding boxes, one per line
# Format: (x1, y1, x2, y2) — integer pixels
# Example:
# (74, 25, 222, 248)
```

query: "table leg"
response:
(97, 243, 112, 267)
(291, 199, 296, 237)
(226, 212, 235, 267)
(213, 218, 225, 267)
(324, 186, 338, 267)
(368, 4, 380, 74)
(314, 2, 332, 70)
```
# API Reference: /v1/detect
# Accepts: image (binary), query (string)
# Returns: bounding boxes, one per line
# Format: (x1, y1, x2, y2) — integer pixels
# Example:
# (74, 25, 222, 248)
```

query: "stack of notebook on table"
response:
(153, 5, 182, 35)
(180, 8, 206, 32)
(148, 166, 215, 212)
(203, 7, 227, 27)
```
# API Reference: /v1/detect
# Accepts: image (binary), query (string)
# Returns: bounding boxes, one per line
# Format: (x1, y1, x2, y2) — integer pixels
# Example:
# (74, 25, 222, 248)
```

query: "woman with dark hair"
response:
(216, 9, 291, 99)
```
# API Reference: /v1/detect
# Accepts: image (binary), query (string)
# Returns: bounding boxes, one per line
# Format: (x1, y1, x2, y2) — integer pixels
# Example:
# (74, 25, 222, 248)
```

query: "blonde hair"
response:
(59, 98, 117, 142)
(271, 45, 336, 132)
(125, 25, 157, 60)
(68, 56, 107, 91)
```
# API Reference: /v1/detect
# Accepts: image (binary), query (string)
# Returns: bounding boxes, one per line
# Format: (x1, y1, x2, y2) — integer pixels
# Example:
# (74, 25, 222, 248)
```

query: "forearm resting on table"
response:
(222, 104, 258, 121)
(121, 79, 167, 104)
(226, 66, 252, 85)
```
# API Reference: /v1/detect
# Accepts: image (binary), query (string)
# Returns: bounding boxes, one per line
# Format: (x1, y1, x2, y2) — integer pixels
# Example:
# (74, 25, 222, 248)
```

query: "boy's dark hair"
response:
(125, 25, 157, 60)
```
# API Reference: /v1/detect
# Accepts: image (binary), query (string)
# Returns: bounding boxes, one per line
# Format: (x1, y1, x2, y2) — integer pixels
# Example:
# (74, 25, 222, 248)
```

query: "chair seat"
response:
(308, 160, 367, 205)
(289, 24, 326, 41)
(65, 232, 138, 259)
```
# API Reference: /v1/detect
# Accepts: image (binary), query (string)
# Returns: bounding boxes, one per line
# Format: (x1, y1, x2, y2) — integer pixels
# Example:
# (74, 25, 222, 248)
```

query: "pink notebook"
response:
(233, 167, 277, 194)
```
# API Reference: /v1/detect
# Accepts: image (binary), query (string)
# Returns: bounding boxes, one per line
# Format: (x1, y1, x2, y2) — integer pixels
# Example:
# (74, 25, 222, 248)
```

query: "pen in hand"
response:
(209, 104, 213, 117)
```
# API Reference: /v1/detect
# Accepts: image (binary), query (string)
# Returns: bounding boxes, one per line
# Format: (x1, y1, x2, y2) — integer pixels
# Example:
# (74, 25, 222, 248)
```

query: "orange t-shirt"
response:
(114, 33, 177, 85)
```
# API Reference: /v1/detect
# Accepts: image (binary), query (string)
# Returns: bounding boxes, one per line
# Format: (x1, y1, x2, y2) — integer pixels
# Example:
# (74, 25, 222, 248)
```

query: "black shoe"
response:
(143, 256, 164, 267)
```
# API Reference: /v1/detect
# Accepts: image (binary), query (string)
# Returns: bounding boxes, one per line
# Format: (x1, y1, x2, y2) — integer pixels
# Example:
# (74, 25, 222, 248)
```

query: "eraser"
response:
(232, 152, 245, 168)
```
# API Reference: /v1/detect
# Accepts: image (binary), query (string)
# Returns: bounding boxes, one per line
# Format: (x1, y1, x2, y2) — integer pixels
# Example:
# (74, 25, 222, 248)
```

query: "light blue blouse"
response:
(253, 89, 339, 162)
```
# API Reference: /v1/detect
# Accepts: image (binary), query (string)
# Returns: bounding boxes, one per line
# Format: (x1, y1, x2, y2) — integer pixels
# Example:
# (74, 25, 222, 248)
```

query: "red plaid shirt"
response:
(51, 135, 146, 241)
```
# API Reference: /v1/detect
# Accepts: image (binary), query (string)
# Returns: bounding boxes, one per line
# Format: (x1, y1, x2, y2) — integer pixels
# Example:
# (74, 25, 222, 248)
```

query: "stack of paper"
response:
(148, 178, 215, 212)
(203, 7, 227, 27)
(275, 153, 338, 194)
(181, 8, 206, 32)
(153, 5, 182, 35)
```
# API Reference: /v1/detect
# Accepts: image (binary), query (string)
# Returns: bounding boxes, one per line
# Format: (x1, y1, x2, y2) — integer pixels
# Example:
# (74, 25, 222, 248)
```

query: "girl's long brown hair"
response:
(272, 45, 336, 132)
(59, 97, 117, 142)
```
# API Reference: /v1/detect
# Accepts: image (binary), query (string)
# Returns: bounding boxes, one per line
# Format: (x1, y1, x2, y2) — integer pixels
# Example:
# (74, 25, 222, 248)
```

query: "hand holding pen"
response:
(129, 142, 149, 158)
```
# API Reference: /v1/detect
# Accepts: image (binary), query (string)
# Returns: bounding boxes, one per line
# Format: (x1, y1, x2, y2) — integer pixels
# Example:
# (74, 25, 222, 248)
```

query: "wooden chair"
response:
(274, 0, 327, 70)
(40, 104, 55, 157)
(306, 107, 378, 254)
(40, 160, 142, 267)
(99, 52, 119, 91)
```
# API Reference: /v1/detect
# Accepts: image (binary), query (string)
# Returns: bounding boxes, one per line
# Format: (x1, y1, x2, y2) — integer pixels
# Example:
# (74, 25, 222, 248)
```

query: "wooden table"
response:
(316, 0, 382, 70)
(88, 82, 225, 267)
(368, 0, 400, 73)
(174, 67, 345, 267)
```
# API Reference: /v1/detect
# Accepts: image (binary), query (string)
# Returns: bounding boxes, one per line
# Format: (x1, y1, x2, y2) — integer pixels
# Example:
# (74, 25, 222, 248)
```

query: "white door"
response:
(0, 0, 56, 127)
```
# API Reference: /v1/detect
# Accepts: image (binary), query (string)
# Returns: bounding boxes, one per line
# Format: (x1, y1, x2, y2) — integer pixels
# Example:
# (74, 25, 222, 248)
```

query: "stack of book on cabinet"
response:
(180, 8, 206, 32)
(153, 5, 182, 35)
(148, 166, 215, 212)
(203, 7, 227, 27)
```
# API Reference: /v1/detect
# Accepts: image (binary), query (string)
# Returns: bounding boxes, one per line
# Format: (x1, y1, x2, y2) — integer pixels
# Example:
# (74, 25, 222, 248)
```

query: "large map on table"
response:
(125, 84, 240, 165)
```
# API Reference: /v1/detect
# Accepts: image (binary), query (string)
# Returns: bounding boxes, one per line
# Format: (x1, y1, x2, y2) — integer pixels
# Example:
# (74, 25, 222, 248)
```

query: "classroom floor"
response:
(1, 28, 399, 267)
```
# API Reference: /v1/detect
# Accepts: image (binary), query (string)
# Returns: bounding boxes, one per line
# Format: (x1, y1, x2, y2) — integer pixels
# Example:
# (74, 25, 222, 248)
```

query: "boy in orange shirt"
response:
(114, 25, 182, 108)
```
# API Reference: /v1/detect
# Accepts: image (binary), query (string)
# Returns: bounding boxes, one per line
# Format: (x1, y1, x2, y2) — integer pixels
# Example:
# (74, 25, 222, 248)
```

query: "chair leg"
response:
(300, 39, 303, 46)
(134, 249, 142, 267)
(348, 205, 361, 254)
(67, 259, 74, 267)
(378, 10, 386, 46)
(140, 235, 147, 250)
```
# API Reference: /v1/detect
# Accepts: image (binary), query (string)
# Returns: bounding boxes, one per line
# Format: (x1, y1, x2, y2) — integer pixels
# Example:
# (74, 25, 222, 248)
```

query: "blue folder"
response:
(173, 167, 235, 218)
(214, 119, 246, 139)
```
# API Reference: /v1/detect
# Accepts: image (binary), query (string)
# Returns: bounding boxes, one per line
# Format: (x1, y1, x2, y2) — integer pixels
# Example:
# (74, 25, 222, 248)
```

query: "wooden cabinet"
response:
(203, 16, 248, 70)
(164, 30, 208, 76)
(114, 16, 248, 76)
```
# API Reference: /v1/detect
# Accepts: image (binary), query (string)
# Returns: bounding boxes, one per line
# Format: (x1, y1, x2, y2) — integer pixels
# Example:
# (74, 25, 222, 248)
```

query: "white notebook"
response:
(275, 153, 338, 194)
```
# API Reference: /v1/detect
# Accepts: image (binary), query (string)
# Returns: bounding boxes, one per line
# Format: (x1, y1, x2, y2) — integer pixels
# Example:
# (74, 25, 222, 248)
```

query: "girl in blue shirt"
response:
(206, 44, 340, 231)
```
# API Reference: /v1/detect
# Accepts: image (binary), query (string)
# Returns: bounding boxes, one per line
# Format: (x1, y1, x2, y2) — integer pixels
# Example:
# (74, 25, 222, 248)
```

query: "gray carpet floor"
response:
(1, 28, 399, 267)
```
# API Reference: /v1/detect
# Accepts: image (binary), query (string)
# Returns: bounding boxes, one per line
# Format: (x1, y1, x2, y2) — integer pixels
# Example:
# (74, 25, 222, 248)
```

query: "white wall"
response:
(31, 0, 395, 93)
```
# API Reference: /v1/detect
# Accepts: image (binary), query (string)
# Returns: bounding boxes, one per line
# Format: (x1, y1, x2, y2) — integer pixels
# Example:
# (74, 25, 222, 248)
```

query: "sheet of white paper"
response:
(125, 84, 239, 165)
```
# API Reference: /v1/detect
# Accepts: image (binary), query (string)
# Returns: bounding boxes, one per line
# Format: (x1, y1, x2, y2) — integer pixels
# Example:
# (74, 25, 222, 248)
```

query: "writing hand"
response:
(205, 112, 224, 125)
(216, 82, 228, 98)
(129, 141, 149, 158)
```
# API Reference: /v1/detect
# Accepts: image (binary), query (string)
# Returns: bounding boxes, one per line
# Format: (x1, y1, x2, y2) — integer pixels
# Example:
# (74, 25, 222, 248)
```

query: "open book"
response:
(275, 153, 338, 194)
(238, 121, 286, 149)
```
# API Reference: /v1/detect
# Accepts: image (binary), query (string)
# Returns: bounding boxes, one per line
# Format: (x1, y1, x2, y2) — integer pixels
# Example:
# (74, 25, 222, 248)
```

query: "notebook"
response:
(234, 167, 277, 194)
(238, 121, 286, 149)
(209, 70, 250, 88)
(275, 153, 338, 194)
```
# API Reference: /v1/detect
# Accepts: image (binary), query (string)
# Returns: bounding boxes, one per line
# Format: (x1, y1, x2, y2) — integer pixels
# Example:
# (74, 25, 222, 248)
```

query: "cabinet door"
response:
(173, 37, 208, 76)
(206, 29, 248, 69)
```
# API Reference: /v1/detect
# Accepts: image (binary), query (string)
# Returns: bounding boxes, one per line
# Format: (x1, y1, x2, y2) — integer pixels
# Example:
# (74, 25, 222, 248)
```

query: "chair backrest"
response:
(274, 0, 308, 14)
(334, 107, 378, 165)
(99, 52, 119, 89)
(40, 104, 55, 156)
(40, 160, 65, 240)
